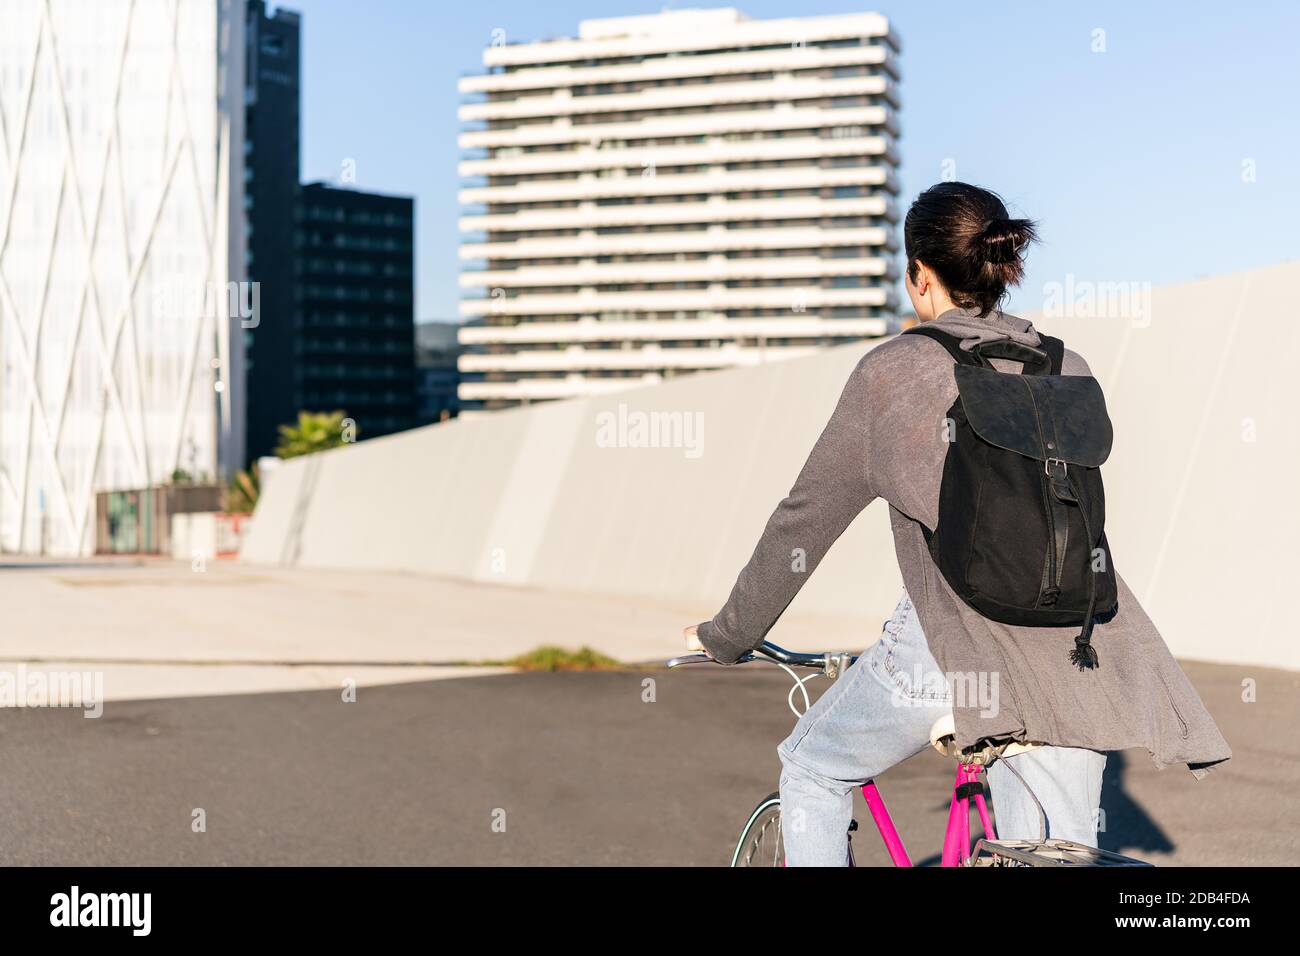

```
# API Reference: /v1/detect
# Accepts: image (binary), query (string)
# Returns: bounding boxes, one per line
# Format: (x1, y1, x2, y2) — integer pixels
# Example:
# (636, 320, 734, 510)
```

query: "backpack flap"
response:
(954, 364, 1113, 467)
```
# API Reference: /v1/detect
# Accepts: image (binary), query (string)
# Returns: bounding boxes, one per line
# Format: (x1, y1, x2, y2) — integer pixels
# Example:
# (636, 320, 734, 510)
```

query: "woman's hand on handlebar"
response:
(682, 624, 704, 652)
(683, 624, 728, 663)
(683, 623, 744, 664)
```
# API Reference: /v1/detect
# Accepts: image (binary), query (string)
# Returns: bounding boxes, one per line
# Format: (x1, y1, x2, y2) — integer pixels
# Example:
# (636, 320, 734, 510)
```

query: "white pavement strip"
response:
(0, 661, 512, 710)
(0, 559, 867, 709)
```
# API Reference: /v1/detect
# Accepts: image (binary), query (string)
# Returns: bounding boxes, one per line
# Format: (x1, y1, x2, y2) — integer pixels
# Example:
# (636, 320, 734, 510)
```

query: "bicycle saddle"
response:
(927, 713, 1042, 764)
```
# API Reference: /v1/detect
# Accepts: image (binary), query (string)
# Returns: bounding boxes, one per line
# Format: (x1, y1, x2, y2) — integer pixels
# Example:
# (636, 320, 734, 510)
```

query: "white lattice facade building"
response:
(458, 8, 901, 409)
(0, 0, 246, 554)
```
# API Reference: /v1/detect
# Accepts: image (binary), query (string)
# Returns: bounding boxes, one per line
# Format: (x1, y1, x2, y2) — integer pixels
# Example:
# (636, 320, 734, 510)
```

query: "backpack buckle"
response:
(1045, 458, 1077, 504)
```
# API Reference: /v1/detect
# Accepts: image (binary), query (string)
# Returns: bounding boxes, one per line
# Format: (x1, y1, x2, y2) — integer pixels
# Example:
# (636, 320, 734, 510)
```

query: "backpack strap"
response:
(902, 325, 982, 366)
(905, 325, 1066, 375)
(1038, 334, 1065, 375)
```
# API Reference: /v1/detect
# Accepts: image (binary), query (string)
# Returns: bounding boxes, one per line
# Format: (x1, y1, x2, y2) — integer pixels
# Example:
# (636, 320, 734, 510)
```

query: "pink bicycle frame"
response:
(860, 761, 996, 867)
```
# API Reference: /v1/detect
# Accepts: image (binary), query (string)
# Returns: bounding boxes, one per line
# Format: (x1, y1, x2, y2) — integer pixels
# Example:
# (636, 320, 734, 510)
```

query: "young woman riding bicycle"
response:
(685, 182, 1231, 867)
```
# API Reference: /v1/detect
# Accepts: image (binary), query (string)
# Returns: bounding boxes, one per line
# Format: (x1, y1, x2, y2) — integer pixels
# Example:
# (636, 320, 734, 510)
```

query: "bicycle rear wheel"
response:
(732, 792, 784, 867)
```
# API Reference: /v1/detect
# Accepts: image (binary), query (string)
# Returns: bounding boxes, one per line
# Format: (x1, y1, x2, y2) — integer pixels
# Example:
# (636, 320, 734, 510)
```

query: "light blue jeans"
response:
(778, 592, 1106, 866)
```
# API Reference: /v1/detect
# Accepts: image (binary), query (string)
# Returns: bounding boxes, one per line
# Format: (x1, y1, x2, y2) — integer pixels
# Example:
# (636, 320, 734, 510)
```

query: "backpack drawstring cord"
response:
(1069, 471, 1101, 671)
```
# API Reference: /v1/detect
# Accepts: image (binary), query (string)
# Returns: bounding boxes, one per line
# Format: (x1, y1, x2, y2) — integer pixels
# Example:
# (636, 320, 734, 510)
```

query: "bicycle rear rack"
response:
(970, 838, 1153, 867)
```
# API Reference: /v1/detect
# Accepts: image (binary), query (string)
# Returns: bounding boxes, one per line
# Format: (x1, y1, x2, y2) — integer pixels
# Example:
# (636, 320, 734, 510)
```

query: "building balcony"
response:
(458, 342, 867, 374)
(460, 254, 893, 289)
(461, 226, 896, 262)
(459, 42, 896, 95)
(458, 132, 895, 178)
(457, 315, 889, 346)
(458, 163, 893, 206)
(458, 105, 896, 151)
(458, 74, 893, 123)
(459, 194, 898, 234)
(459, 285, 893, 319)
(477, 11, 894, 70)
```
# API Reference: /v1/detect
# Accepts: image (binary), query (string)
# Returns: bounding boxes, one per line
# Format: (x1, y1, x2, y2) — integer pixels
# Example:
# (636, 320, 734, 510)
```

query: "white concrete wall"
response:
(241, 262, 1300, 671)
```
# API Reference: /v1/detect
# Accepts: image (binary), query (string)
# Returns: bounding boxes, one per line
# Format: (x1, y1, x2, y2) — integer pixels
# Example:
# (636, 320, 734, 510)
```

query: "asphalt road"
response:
(0, 659, 1292, 866)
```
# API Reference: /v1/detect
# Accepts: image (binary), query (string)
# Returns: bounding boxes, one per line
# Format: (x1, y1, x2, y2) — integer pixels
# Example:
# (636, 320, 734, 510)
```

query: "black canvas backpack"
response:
(905, 325, 1119, 670)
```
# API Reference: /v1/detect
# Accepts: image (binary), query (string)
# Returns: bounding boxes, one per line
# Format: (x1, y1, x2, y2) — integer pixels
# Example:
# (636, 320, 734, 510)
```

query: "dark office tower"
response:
(414, 322, 462, 425)
(244, 0, 302, 461)
(298, 183, 417, 440)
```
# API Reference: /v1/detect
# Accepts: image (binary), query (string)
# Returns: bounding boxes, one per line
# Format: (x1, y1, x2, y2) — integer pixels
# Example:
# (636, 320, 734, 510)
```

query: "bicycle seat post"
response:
(941, 761, 988, 866)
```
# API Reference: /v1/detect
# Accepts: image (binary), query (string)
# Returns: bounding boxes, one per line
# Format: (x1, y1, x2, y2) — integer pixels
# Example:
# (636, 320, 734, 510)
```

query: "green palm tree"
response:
(225, 462, 260, 513)
(274, 410, 356, 459)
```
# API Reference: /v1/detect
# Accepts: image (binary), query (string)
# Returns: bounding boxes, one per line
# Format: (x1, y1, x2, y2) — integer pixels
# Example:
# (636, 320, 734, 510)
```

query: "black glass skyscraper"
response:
(298, 183, 417, 440)
(243, 2, 417, 459)
(243, 0, 301, 461)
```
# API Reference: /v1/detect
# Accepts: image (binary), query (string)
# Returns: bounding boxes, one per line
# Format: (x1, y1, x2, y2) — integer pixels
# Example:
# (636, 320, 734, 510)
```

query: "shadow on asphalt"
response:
(1097, 752, 1175, 857)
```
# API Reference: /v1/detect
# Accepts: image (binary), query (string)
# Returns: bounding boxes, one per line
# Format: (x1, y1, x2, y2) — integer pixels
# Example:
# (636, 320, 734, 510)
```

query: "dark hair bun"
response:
(904, 183, 1039, 316)
(978, 217, 1036, 265)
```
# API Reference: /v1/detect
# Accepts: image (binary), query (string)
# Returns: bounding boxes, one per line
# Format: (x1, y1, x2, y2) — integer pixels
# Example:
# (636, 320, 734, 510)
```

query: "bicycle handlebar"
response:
(667, 640, 857, 674)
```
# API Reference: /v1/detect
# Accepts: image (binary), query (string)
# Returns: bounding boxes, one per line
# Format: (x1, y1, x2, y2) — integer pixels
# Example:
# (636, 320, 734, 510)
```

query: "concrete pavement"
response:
(0, 556, 869, 700)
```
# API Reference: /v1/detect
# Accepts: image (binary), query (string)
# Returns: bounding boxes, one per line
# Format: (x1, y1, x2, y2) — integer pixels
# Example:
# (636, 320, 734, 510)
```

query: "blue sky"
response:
(284, 0, 1300, 321)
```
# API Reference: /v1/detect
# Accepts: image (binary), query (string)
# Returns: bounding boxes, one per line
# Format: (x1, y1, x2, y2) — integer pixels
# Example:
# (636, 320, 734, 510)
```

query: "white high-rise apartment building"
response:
(0, 0, 247, 554)
(457, 8, 900, 410)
